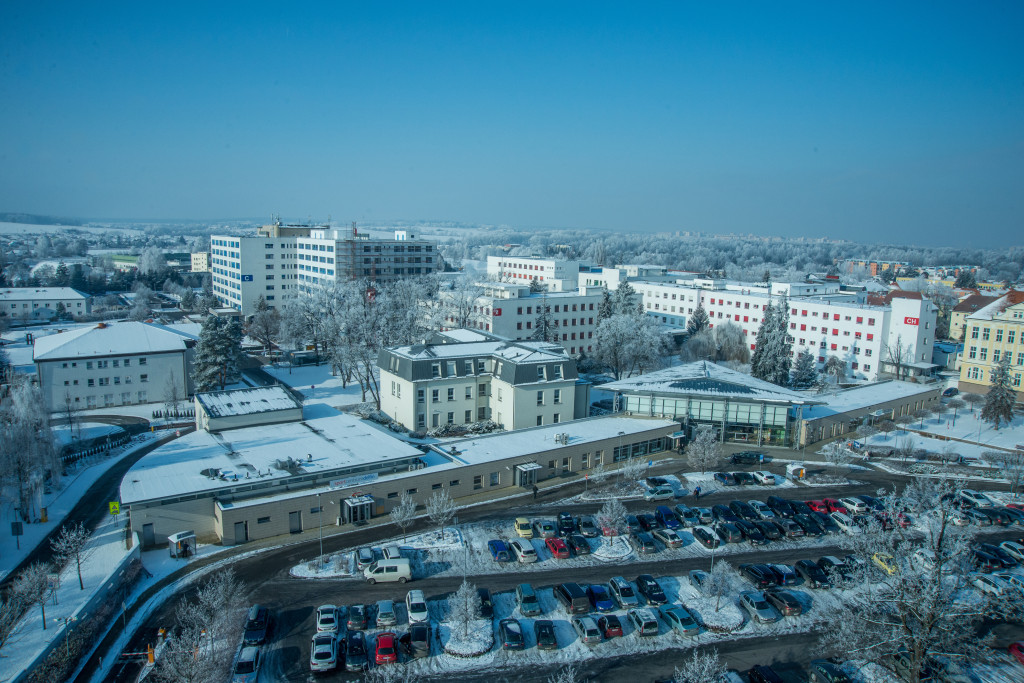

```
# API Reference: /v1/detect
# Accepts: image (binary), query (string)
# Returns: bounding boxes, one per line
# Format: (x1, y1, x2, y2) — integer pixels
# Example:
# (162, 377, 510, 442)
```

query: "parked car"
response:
(656, 505, 682, 529)
(739, 563, 777, 588)
(347, 604, 368, 631)
(309, 632, 339, 672)
(871, 553, 899, 576)
(630, 531, 657, 554)
(533, 519, 557, 538)
(555, 582, 591, 614)
(715, 522, 744, 544)
(733, 472, 756, 486)
(740, 591, 782, 623)
(571, 616, 603, 645)
(767, 564, 798, 586)
(736, 519, 768, 545)
(316, 604, 340, 633)
(534, 619, 558, 650)
(488, 539, 512, 562)
(942, 387, 959, 397)
(1000, 541, 1024, 561)
(753, 471, 776, 485)
(546, 537, 571, 559)
(644, 486, 675, 501)
(356, 547, 375, 570)
(806, 499, 828, 513)
(375, 600, 397, 627)
(795, 559, 831, 588)
(659, 604, 700, 637)
(712, 504, 739, 522)
(697, 507, 714, 524)
(652, 528, 684, 548)
(498, 618, 525, 650)
(675, 504, 701, 527)
(754, 519, 782, 540)
(812, 511, 841, 534)
(557, 511, 577, 536)
(382, 545, 402, 560)
(597, 614, 624, 638)
(857, 494, 884, 511)
(964, 508, 993, 526)
(609, 576, 640, 608)
(692, 525, 721, 549)
(626, 607, 660, 636)
(232, 646, 262, 683)
(406, 590, 429, 623)
(818, 556, 853, 581)
(973, 573, 1009, 597)
(766, 496, 795, 518)
(809, 659, 851, 683)
(374, 631, 398, 665)
(729, 500, 759, 521)
(764, 588, 802, 616)
(635, 574, 668, 605)
(960, 489, 995, 508)
(511, 539, 538, 563)
(974, 548, 1003, 573)
(514, 517, 533, 538)
(586, 584, 616, 612)
(748, 665, 785, 683)
(1000, 507, 1024, 525)
(688, 570, 710, 597)
(477, 587, 493, 618)
(624, 514, 642, 534)
(399, 622, 431, 659)
(821, 498, 847, 514)
(714, 472, 738, 486)
(794, 513, 824, 536)
(516, 583, 542, 616)
(830, 512, 863, 535)
(839, 497, 869, 514)
(979, 542, 1019, 568)
(732, 451, 764, 465)
(1009, 641, 1024, 666)
(637, 513, 659, 531)
(345, 631, 368, 672)
(775, 518, 804, 538)
(567, 533, 591, 555)
(749, 500, 775, 518)
(578, 516, 599, 537)
(242, 605, 270, 646)
(979, 508, 1013, 526)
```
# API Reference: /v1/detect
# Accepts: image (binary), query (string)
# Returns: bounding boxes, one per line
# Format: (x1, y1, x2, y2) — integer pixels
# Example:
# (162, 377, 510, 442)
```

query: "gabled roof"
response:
(953, 294, 998, 313)
(602, 362, 821, 405)
(969, 290, 1024, 321)
(0, 287, 89, 300)
(33, 321, 189, 361)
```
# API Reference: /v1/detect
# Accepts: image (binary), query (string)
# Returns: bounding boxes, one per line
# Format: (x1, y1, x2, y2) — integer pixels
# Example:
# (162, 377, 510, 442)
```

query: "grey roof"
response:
(195, 386, 302, 418)
(33, 321, 189, 361)
(602, 362, 820, 405)
(379, 338, 579, 385)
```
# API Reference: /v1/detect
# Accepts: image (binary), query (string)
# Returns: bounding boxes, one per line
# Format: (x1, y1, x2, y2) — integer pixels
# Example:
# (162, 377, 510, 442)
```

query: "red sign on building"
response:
(904, 316, 919, 326)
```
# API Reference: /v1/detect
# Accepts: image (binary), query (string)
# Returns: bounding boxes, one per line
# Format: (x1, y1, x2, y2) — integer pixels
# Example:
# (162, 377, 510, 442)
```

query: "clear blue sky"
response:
(1, 2, 1021, 245)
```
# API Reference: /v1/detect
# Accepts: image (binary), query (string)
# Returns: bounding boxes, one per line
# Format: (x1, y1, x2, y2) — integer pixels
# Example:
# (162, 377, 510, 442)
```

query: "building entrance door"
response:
(515, 462, 542, 487)
(289, 511, 302, 534)
(142, 523, 155, 547)
(234, 521, 248, 544)
(343, 495, 374, 524)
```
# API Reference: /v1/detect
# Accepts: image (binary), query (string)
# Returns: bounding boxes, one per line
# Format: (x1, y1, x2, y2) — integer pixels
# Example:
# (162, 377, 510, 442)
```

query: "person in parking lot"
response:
(694, 486, 701, 500)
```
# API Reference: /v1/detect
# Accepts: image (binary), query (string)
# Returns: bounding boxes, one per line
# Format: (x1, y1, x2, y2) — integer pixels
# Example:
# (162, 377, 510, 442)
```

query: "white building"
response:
(0, 287, 91, 321)
(378, 337, 588, 432)
(486, 256, 583, 292)
(633, 280, 937, 381)
(190, 252, 210, 273)
(33, 321, 195, 411)
(209, 232, 300, 316)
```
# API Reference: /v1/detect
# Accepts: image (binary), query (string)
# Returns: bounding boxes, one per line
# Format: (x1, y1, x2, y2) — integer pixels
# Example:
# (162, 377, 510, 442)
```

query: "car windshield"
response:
(245, 618, 264, 629)
(753, 599, 770, 609)
(235, 662, 255, 674)
(507, 622, 521, 634)
(523, 595, 537, 604)
(619, 585, 634, 596)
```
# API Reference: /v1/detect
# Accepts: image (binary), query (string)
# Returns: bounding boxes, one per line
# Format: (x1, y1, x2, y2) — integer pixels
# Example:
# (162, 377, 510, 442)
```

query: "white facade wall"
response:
(0, 288, 90, 319)
(37, 349, 188, 411)
(486, 256, 580, 291)
(210, 235, 299, 315)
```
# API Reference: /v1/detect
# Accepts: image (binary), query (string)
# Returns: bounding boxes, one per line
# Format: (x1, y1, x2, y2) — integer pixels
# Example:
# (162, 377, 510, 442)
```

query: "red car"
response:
(805, 500, 828, 513)
(375, 632, 398, 665)
(1010, 641, 1024, 666)
(545, 537, 570, 559)
(823, 498, 848, 514)
(1009, 503, 1024, 511)
(597, 614, 624, 638)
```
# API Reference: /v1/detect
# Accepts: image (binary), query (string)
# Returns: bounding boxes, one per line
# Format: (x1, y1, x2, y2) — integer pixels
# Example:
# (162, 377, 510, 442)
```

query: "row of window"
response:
(61, 357, 148, 369)
(966, 366, 1023, 386)
(64, 374, 148, 387)
(69, 391, 148, 407)
(967, 347, 1024, 364)
(970, 326, 1019, 344)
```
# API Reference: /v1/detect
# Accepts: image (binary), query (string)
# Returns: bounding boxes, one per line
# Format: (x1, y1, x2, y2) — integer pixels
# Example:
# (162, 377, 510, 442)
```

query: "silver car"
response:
(740, 591, 782, 624)
(571, 616, 602, 645)
(652, 528, 684, 548)
(375, 599, 398, 627)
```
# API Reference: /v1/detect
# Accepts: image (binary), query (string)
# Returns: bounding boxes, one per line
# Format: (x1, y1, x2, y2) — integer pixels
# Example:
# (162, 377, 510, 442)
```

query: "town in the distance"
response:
(1, 217, 1023, 683)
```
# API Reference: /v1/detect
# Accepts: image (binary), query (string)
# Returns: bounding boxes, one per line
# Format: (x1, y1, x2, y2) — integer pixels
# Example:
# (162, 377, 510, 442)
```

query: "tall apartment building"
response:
(958, 291, 1024, 401)
(378, 337, 586, 431)
(439, 283, 607, 356)
(296, 227, 436, 294)
(211, 222, 437, 316)
(838, 259, 911, 276)
(633, 279, 937, 382)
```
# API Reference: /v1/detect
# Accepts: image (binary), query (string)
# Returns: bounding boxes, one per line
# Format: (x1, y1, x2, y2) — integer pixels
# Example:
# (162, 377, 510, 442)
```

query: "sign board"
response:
(109, 501, 121, 515)
(904, 316, 919, 326)
(241, 274, 254, 282)
(329, 473, 379, 490)
(493, 308, 502, 316)
(11, 521, 23, 537)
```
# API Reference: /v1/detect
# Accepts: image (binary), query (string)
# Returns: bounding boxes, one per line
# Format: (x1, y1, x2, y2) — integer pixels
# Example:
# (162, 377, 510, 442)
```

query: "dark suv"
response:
(242, 605, 270, 645)
(553, 582, 590, 614)
(732, 451, 765, 465)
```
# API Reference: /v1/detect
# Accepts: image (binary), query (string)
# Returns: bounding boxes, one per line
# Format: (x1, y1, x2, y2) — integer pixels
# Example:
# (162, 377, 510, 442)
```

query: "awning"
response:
(515, 463, 543, 472)
(668, 431, 687, 439)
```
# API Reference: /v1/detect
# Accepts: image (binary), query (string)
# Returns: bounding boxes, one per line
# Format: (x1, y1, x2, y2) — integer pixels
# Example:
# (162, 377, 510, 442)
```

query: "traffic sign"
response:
(109, 501, 120, 515)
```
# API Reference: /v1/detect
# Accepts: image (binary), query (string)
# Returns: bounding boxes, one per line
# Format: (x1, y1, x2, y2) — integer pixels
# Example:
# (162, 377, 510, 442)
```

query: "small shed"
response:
(785, 462, 806, 480)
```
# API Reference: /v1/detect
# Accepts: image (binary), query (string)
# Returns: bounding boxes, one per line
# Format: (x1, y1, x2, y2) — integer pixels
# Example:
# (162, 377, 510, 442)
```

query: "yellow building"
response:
(958, 291, 1024, 401)
(950, 294, 998, 342)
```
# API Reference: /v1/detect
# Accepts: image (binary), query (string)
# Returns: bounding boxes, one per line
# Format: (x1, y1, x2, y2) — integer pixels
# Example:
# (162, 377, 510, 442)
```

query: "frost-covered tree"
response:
(984, 450, 1024, 496)
(426, 489, 457, 541)
(883, 335, 911, 380)
(51, 522, 93, 590)
(824, 355, 846, 383)
(686, 301, 710, 336)
(12, 562, 51, 631)
(686, 425, 721, 475)
(137, 246, 167, 275)
(279, 294, 329, 365)
(750, 300, 776, 381)
(981, 354, 1015, 430)
(790, 350, 817, 389)
(593, 313, 668, 380)
(596, 498, 627, 541)
(246, 295, 280, 353)
(914, 407, 934, 428)
(597, 290, 613, 321)
(962, 392, 984, 413)
(546, 664, 583, 683)
(389, 491, 417, 542)
(447, 579, 482, 640)
(0, 379, 59, 520)
(673, 647, 726, 683)
(705, 561, 742, 611)
(954, 270, 977, 288)
(191, 315, 243, 392)
(0, 583, 23, 652)
(821, 442, 853, 472)
(532, 295, 559, 343)
(612, 281, 638, 315)
(713, 322, 750, 363)
(619, 454, 646, 488)
(433, 278, 483, 330)
(678, 329, 717, 363)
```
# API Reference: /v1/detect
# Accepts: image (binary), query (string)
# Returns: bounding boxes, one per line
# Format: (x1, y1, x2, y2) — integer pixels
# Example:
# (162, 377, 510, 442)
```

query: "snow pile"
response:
(841, 660, 901, 683)
(439, 619, 494, 657)
(591, 538, 633, 562)
(677, 585, 744, 633)
(289, 551, 354, 579)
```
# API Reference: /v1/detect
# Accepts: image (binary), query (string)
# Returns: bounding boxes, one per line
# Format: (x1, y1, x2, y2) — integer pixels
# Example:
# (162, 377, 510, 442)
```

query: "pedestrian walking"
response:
(693, 486, 701, 500)
(532, 484, 539, 500)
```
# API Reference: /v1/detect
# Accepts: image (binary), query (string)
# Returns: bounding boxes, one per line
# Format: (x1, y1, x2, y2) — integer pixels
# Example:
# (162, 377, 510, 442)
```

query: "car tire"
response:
(367, 578, 376, 584)
(398, 577, 408, 584)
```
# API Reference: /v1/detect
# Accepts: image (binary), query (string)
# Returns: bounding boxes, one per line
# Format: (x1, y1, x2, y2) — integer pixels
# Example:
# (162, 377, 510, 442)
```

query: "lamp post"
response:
(54, 616, 78, 657)
(316, 492, 324, 569)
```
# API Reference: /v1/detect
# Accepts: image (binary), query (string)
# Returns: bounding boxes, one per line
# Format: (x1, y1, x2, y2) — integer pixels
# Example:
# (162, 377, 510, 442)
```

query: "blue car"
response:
(714, 472, 737, 486)
(586, 584, 616, 612)
(655, 506, 681, 530)
(488, 539, 512, 562)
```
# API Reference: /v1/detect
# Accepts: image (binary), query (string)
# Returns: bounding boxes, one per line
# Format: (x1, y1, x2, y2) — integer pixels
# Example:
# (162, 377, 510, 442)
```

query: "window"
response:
(581, 453, 590, 469)
(86, 361, 93, 369)
(553, 389, 562, 404)
(477, 360, 486, 373)
(489, 471, 500, 486)
(537, 366, 545, 380)
(473, 475, 482, 490)
(465, 386, 472, 399)
(387, 492, 398, 499)
(971, 327, 979, 339)
(497, 388, 502, 402)
(417, 388, 425, 403)
(478, 383, 487, 396)
(257, 517, 270, 524)
(1008, 331, 1016, 344)
(99, 378, 109, 386)
(980, 348, 988, 361)
(447, 388, 455, 401)
(996, 329, 1004, 343)
(87, 379, 94, 387)
(407, 488, 418, 495)
(417, 414, 425, 428)
(465, 409, 472, 422)
(139, 357, 147, 365)
(432, 363, 441, 378)
(537, 416, 543, 426)
(431, 389, 439, 402)
(464, 360, 473, 374)
(537, 390, 544, 406)
(432, 483, 443, 490)
(447, 361, 456, 375)
(553, 413, 560, 423)
(553, 365, 562, 379)
(982, 328, 991, 341)
(124, 359, 131, 366)
(447, 412, 454, 424)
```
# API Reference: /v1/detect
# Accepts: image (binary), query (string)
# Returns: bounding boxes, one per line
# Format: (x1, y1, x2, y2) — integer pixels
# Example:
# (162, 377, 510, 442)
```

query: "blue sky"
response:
(1, 2, 1021, 245)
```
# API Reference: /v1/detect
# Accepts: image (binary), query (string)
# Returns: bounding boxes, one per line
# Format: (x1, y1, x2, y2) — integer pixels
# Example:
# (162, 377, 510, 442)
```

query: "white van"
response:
(363, 558, 412, 584)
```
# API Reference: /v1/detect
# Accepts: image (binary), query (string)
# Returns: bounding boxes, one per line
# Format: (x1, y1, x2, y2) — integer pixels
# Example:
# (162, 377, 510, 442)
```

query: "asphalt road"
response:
(89, 459, 1024, 683)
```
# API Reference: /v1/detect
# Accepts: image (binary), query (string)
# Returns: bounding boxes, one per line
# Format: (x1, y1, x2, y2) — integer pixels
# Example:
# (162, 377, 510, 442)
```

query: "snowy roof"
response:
(602, 362, 818, 405)
(390, 339, 566, 363)
(442, 416, 679, 466)
(32, 321, 190, 361)
(0, 287, 89, 301)
(195, 386, 301, 418)
(144, 321, 202, 341)
(805, 380, 940, 418)
(120, 412, 423, 504)
(432, 329, 499, 343)
(969, 291, 1024, 321)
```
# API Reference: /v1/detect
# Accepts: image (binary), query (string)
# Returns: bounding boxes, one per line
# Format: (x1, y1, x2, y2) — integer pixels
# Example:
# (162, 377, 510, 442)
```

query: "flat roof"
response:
(804, 380, 939, 419)
(120, 412, 423, 505)
(196, 386, 301, 418)
(389, 340, 567, 363)
(603, 361, 820, 405)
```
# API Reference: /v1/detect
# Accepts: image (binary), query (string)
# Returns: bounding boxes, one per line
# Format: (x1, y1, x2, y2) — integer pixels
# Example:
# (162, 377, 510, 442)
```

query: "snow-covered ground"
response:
(0, 516, 137, 681)
(52, 421, 122, 447)
(263, 363, 368, 411)
(0, 432, 160, 580)
(913, 406, 1024, 452)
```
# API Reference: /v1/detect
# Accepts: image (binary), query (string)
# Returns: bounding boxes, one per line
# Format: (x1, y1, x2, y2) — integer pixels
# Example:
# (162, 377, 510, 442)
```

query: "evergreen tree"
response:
(612, 281, 637, 315)
(790, 350, 817, 389)
(769, 294, 792, 385)
(597, 291, 613, 321)
(981, 354, 1016, 430)
(192, 315, 244, 392)
(54, 261, 70, 287)
(686, 302, 710, 336)
(762, 269, 771, 284)
(954, 270, 977, 288)
(750, 301, 775, 380)
(532, 295, 559, 343)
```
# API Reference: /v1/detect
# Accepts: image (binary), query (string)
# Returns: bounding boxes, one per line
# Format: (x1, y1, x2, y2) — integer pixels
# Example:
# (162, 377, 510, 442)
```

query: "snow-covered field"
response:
(52, 421, 123, 447)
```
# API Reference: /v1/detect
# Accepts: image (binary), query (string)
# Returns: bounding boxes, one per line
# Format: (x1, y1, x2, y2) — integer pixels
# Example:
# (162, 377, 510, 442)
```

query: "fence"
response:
(150, 407, 195, 420)
(59, 432, 132, 467)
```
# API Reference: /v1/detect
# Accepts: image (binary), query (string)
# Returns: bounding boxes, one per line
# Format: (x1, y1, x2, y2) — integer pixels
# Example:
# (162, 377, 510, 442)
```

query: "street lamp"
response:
(54, 616, 78, 657)
(316, 492, 324, 570)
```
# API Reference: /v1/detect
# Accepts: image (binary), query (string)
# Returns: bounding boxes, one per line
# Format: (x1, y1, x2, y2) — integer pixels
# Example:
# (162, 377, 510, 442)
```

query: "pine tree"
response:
(192, 315, 244, 392)
(981, 354, 1016, 430)
(954, 270, 977, 288)
(597, 291, 613, 321)
(750, 301, 775, 380)
(613, 281, 637, 315)
(533, 295, 559, 343)
(790, 351, 816, 389)
(770, 294, 792, 385)
(687, 302, 710, 336)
